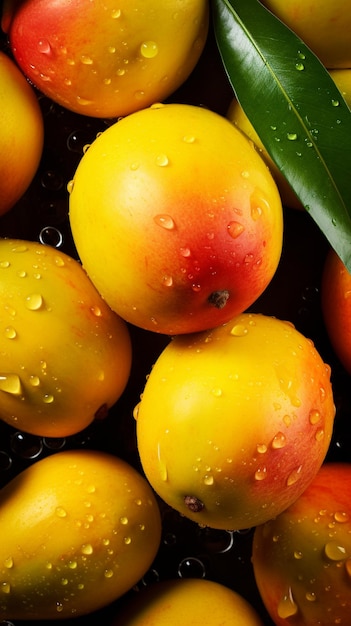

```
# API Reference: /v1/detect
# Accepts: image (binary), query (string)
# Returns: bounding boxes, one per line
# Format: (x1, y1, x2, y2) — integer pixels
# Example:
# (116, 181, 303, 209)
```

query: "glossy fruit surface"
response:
(4, 0, 209, 118)
(136, 313, 335, 530)
(69, 103, 283, 335)
(0, 51, 44, 216)
(0, 238, 132, 437)
(112, 578, 264, 625)
(260, 0, 351, 68)
(252, 462, 351, 625)
(321, 248, 351, 375)
(0, 449, 162, 619)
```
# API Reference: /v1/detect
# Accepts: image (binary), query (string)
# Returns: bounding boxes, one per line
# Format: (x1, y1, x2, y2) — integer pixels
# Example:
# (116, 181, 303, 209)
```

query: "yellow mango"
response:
(0, 449, 162, 619)
(0, 238, 132, 437)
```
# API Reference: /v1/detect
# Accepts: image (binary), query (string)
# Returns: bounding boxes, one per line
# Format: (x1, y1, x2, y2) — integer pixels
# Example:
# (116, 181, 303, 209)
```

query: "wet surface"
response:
(1, 21, 350, 626)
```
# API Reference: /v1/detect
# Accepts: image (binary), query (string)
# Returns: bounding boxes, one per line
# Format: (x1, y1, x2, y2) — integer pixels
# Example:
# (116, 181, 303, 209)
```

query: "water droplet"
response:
(25, 293, 44, 311)
(295, 62, 304, 70)
(211, 388, 222, 398)
(120, 516, 129, 525)
(134, 90, 145, 101)
(155, 153, 169, 167)
(227, 221, 245, 239)
(309, 409, 321, 425)
(104, 569, 114, 578)
(277, 587, 298, 619)
(305, 591, 317, 602)
(271, 432, 287, 449)
(178, 556, 206, 579)
(55, 506, 67, 518)
(61, 578, 69, 586)
(91, 305, 102, 317)
(0, 260, 10, 268)
(38, 39, 52, 55)
(332, 99, 340, 107)
(157, 443, 168, 481)
(257, 443, 267, 454)
(287, 132, 298, 141)
(180, 246, 191, 257)
(67, 179, 74, 194)
(182, 135, 196, 144)
(1, 582, 11, 594)
(334, 511, 349, 523)
(153, 214, 175, 230)
(324, 541, 348, 561)
(81, 544, 93, 555)
(111, 8, 121, 18)
(130, 161, 140, 171)
(294, 550, 303, 560)
(4, 326, 17, 339)
(39, 226, 63, 248)
(124, 536, 132, 545)
(43, 394, 54, 404)
(3, 557, 14, 569)
(297, 51, 306, 59)
(80, 55, 93, 65)
(56, 602, 64, 612)
(203, 474, 214, 486)
(162, 275, 173, 287)
(286, 465, 303, 486)
(0, 374, 22, 396)
(315, 428, 324, 442)
(230, 323, 248, 337)
(254, 467, 267, 481)
(140, 41, 159, 59)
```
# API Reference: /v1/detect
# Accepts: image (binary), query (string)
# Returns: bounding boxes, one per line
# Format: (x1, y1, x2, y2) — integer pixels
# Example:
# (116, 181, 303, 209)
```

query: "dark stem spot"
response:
(208, 289, 230, 309)
(184, 495, 205, 513)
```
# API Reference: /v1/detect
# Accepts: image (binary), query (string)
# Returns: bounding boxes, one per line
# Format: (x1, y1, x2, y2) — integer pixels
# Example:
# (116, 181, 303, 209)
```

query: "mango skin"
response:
(69, 103, 283, 335)
(0, 238, 132, 437)
(0, 51, 44, 216)
(136, 313, 335, 530)
(252, 463, 351, 625)
(5, 0, 209, 118)
(260, 0, 351, 69)
(0, 449, 162, 620)
(112, 578, 264, 625)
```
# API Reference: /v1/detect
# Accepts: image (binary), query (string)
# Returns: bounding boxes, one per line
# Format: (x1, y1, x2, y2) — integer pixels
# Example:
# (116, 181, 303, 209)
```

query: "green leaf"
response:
(212, 0, 351, 270)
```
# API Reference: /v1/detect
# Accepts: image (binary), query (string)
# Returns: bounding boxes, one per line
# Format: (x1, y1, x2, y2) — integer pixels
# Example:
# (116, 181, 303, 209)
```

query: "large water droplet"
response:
(81, 544, 93, 555)
(3, 557, 14, 569)
(153, 214, 175, 230)
(80, 55, 94, 65)
(38, 39, 52, 55)
(0, 374, 22, 395)
(271, 432, 287, 449)
(277, 587, 298, 619)
(4, 326, 17, 339)
(286, 465, 303, 486)
(155, 153, 169, 167)
(25, 293, 44, 311)
(230, 323, 248, 337)
(140, 41, 159, 59)
(227, 221, 245, 239)
(254, 467, 267, 481)
(324, 541, 348, 561)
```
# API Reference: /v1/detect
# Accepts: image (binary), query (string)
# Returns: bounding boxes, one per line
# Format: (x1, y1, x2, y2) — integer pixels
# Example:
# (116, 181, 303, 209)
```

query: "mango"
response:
(0, 238, 132, 437)
(0, 449, 162, 619)
(112, 578, 264, 625)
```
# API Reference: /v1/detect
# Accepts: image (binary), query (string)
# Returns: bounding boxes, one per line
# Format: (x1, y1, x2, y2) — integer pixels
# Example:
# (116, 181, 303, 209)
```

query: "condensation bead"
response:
(10, 432, 43, 460)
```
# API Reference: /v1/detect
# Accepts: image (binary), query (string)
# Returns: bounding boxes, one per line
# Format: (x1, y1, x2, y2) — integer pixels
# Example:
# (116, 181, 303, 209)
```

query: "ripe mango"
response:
(0, 238, 132, 437)
(113, 578, 264, 625)
(0, 449, 162, 619)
